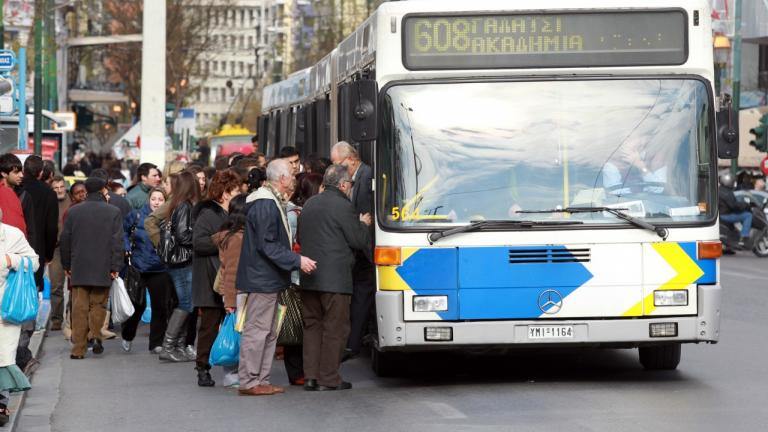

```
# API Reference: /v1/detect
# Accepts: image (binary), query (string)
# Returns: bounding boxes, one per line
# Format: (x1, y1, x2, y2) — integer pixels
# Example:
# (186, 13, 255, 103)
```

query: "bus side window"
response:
(295, 105, 308, 158)
(257, 115, 269, 154)
(279, 110, 290, 151)
(269, 111, 280, 158)
(314, 96, 331, 157)
(338, 83, 352, 143)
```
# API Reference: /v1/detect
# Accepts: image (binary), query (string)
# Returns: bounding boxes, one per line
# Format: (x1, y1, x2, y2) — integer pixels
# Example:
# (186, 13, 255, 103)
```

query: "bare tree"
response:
(101, 0, 228, 116)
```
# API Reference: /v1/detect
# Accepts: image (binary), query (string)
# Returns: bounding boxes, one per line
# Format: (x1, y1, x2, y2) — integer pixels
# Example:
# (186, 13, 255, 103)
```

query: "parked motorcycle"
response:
(720, 196, 768, 257)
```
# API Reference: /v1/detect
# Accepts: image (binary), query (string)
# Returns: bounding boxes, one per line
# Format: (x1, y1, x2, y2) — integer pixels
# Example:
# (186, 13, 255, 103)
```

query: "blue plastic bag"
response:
(1, 257, 38, 324)
(209, 313, 240, 366)
(42, 275, 51, 300)
(141, 291, 152, 323)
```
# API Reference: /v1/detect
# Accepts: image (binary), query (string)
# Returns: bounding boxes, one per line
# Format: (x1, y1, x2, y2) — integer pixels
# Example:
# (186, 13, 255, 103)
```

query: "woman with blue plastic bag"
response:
(0, 209, 39, 426)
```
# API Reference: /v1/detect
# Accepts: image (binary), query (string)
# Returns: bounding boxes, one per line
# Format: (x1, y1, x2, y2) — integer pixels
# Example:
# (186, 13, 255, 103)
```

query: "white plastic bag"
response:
(110, 277, 135, 324)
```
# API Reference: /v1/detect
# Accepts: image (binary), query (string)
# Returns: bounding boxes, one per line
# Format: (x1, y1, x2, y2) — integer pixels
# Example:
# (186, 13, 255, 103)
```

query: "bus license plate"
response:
(528, 325, 574, 340)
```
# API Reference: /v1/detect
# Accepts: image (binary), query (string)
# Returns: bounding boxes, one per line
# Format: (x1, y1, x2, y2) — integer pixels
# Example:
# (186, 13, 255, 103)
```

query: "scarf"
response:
(246, 183, 292, 246)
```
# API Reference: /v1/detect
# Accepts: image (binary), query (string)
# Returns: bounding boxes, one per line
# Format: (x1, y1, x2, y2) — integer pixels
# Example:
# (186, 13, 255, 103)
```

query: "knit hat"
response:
(84, 177, 107, 194)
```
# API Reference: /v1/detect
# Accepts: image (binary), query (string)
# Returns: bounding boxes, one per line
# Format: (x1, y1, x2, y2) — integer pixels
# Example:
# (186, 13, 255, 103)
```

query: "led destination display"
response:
(403, 11, 687, 69)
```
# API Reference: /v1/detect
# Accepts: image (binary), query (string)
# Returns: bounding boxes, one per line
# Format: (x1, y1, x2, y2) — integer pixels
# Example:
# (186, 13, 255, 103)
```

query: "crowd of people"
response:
(0, 139, 375, 412)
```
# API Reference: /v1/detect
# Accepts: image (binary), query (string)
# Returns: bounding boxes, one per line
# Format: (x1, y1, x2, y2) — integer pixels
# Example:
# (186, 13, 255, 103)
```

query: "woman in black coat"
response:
(191, 170, 243, 387)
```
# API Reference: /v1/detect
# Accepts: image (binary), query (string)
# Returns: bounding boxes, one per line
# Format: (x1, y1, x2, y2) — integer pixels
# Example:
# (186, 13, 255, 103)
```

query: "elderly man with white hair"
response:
(236, 159, 317, 396)
(330, 141, 374, 360)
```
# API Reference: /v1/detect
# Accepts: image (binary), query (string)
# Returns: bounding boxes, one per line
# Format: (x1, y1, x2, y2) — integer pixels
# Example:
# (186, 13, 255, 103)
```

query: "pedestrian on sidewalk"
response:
(330, 142, 375, 361)
(281, 172, 323, 386)
(297, 164, 371, 391)
(120, 188, 174, 353)
(212, 194, 248, 388)
(19, 156, 59, 374)
(60, 177, 123, 359)
(127, 163, 161, 210)
(191, 170, 241, 386)
(0, 208, 39, 426)
(236, 159, 316, 396)
(159, 172, 200, 362)
(48, 176, 70, 331)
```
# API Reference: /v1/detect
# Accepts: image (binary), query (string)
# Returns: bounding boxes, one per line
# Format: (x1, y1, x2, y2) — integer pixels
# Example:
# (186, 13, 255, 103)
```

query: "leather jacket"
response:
(168, 201, 194, 266)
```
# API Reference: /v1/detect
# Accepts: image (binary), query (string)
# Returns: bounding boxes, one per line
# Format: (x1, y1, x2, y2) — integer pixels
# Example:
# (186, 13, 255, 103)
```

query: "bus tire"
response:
(371, 347, 402, 377)
(638, 343, 681, 370)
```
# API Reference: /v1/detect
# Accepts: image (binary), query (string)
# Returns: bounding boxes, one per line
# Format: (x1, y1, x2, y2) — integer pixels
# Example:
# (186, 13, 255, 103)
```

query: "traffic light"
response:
(749, 114, 768, 152)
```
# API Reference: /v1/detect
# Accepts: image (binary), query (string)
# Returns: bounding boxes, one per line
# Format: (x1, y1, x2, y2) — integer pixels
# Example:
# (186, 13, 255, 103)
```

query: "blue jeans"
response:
(721, 211, 753, 238)
(168, 265, 193, 313)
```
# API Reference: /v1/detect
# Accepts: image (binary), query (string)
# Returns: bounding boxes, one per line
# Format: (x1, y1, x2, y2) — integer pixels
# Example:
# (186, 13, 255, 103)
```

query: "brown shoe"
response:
(238, 385, 274, 396)
(270, 385, 285, 394)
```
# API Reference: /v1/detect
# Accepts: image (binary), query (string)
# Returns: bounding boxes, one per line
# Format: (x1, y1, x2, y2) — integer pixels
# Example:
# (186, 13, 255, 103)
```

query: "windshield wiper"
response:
(518, 207, 669, 239)
(428, 219, 583, 243)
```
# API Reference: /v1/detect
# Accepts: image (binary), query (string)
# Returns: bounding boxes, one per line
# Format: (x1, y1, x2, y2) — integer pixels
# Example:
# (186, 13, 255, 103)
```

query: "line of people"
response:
(18, 140, 376, 399)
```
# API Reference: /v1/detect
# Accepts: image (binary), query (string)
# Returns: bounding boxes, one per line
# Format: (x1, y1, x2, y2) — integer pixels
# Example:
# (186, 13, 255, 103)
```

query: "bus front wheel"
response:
(638, 343, 681, 370)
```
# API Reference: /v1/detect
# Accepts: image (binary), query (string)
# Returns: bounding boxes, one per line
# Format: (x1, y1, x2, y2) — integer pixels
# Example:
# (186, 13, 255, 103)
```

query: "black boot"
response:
(159, 309, 189, 362)
(196, 366, 215, 387)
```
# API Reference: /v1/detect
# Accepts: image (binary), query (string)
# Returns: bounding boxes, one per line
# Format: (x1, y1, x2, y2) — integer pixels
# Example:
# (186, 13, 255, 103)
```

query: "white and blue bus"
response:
(259, 0, 738, 375)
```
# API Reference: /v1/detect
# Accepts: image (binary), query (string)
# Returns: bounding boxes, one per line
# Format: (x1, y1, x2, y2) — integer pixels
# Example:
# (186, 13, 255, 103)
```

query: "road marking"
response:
(423, 401, 468, 419)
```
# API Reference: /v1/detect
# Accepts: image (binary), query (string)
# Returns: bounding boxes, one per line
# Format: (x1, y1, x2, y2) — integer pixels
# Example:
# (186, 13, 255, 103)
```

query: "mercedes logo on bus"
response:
(538, 290, 563, 314)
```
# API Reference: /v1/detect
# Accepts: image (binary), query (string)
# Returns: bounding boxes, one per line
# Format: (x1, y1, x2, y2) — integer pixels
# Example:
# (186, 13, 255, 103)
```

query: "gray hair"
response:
(266, 159, 291, 183)
(331, 141, 359, 160)
(323, 164, 350, 188)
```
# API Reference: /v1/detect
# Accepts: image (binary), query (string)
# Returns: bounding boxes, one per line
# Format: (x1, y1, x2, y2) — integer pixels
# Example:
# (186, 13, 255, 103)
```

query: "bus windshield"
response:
(378, 79, 715, 228)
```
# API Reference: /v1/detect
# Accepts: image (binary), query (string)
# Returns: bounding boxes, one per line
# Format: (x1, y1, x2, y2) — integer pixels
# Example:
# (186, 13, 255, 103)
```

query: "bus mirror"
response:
(349, 79, 378, 142)
(716, 94, 739, 159)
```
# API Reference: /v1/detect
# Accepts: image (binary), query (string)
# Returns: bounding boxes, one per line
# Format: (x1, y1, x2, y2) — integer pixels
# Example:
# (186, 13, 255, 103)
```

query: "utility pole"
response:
(1, 0, 5, 49)
(140, 0, 166, 166)
(730, 0, 743, 176)
(33, 0, 43, 155)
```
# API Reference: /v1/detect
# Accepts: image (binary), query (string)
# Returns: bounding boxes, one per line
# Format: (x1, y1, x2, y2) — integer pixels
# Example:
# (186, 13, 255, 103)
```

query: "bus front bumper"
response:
(375, 285, 721, 350)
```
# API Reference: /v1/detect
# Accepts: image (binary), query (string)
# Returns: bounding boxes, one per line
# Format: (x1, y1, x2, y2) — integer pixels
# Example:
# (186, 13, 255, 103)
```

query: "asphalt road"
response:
(15, 253, 768, 432)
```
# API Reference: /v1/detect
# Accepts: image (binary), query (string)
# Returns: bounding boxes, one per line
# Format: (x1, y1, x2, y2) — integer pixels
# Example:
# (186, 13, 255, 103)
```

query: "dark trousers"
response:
(49, 248, 65, 326)
(196, 307, 224, 369)
(347, 264, 375, 353)
(283, 345, 304, 383)
(301, 290, 351, 387)
(120, 272, 174, 350)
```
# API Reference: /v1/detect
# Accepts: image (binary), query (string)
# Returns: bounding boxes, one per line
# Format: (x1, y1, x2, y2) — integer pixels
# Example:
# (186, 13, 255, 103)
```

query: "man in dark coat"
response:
(298, 164, 371, 391)
(90, 168, 131, 218)
(60, 177, 123, 359)
(16, 156, 59, 372)
(236, 159, 316, 396)
(21, 156, 58, 289)
(330, 141, 374, 359)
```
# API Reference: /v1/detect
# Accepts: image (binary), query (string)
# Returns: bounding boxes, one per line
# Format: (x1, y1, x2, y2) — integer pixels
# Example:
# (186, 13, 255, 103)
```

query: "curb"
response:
(4, 328, 47, 431)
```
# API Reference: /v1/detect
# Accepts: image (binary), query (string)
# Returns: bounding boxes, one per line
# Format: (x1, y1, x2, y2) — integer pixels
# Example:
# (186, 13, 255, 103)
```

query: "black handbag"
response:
(126, 213, 147, 310)
(277, 286, 303, 346)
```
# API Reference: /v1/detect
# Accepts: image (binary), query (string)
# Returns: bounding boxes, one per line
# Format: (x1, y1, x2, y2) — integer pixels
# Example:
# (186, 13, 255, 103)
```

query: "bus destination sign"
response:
(403, 11, 687, 70)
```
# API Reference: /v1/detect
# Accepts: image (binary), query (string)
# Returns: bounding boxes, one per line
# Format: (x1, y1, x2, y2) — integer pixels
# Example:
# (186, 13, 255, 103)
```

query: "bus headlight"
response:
(413, 296, 448, 312)
(654, 290, 688, 307)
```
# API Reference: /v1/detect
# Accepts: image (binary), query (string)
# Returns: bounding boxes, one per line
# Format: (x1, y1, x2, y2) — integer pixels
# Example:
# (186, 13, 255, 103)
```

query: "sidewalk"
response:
(4, 328, 46, 432)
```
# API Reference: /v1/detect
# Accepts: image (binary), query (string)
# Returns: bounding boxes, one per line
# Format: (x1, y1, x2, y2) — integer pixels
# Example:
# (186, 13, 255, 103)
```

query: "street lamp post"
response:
(33, 0, 43, 155)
